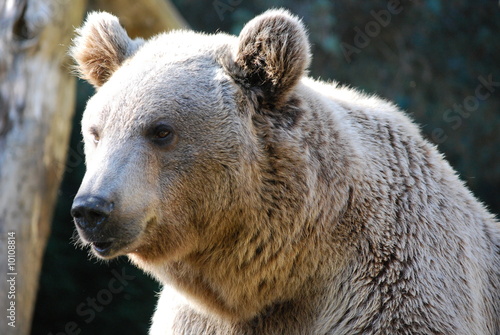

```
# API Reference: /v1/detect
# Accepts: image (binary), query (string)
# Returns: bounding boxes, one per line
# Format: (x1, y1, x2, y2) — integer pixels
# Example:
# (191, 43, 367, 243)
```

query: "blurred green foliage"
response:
(32, 1, 499, 334)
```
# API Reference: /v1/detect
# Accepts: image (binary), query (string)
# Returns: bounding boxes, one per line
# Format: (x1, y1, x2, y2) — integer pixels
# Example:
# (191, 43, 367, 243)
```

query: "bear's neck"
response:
(159, 208, 352, 322)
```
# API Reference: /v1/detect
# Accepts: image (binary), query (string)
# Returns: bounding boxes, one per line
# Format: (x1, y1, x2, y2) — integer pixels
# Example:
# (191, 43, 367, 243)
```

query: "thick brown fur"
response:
(71, 9, 500, 335)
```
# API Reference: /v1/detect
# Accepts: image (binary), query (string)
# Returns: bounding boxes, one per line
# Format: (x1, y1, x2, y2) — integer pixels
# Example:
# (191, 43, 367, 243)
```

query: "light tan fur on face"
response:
(72, 9, 500, 335)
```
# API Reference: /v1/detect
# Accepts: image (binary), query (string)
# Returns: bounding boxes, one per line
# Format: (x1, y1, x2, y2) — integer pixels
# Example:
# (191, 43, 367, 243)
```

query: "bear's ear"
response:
(70, 12, 144, 88)
(234, 9, 311, 106)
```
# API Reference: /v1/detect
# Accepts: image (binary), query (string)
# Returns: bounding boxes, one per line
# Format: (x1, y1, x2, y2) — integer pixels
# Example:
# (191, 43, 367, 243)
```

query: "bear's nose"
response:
(71, 195, 114, 231)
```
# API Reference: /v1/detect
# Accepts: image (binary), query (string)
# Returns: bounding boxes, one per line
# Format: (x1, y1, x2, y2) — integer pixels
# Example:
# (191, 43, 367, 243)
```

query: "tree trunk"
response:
(90, 0, 189, 38)
(0, 1, 186, 334)
(0, 1, 85, 334)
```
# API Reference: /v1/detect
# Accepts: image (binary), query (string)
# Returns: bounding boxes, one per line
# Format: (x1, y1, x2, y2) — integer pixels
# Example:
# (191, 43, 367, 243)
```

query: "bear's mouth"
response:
(90, 241, 114, 256)
(87, 237, 138, 259)
(76, 218, 151, 259)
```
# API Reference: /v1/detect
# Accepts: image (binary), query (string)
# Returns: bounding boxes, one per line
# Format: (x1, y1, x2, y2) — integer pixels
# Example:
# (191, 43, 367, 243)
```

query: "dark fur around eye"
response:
(90, 127, 100, 144)
(148, 123, 176, 147)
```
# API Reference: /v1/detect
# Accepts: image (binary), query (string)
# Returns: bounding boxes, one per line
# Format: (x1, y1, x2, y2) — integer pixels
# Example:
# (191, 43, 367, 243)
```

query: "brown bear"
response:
(70, 9, 500, 334)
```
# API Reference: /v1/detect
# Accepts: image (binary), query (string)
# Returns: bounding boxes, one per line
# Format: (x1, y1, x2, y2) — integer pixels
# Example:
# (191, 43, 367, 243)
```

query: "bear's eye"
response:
(149, 123, 175, 147)
(156, 129, 170, 139)
(90, 127, 100, 144)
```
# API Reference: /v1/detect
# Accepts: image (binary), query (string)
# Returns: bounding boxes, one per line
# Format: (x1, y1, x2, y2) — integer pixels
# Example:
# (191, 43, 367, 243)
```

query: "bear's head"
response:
(70, 10, 311, 270)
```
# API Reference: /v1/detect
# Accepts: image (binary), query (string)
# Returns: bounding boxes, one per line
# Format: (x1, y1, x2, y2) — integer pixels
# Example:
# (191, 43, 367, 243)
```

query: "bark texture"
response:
(0, 1, 86, 334)
(0, 1, 186, 334)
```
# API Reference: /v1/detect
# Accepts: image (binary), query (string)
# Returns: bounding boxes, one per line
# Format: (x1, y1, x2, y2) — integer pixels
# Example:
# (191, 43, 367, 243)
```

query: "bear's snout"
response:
(71, 193, 145, 258)
(71, 195, 114, 233)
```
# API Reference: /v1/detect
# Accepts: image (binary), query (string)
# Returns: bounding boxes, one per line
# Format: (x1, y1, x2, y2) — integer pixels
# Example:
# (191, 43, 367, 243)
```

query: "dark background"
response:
(32, 0, 499, 334)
